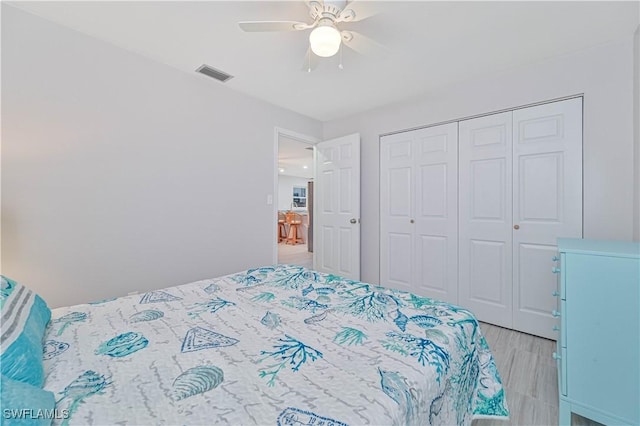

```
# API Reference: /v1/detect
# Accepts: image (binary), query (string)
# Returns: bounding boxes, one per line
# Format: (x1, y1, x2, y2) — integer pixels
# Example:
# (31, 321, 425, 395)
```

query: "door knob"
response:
(410, 219, 415, 224)
(513, 224, 520, 230)
(350, 218, 357, 224)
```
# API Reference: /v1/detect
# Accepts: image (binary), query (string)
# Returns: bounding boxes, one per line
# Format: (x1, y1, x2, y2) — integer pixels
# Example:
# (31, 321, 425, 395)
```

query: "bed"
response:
(4, 265, 509, 425)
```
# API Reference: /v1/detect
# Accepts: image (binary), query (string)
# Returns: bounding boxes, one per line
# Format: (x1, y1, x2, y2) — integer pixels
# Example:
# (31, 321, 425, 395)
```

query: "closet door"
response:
(380, 132, 414, 292)
(413, 123, 458, 304)
(380, 123, 458, 303)
(458, 99, 583, 337)
(512, 98, 583, 339)
(458, 112, 513, 328)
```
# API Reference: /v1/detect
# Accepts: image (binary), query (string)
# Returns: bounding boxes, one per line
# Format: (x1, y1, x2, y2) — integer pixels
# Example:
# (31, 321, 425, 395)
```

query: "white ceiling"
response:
(8, 1, 639, 121)
(278, 136, 314, 179)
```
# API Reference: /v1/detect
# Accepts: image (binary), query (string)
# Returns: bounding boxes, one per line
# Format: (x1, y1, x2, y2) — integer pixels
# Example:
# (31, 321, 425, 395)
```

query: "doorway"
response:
(274, 129, 317, 268)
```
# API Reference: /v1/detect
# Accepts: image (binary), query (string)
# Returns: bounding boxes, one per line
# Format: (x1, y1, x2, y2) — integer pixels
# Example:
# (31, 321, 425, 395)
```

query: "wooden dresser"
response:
(554, 239, 639, 425)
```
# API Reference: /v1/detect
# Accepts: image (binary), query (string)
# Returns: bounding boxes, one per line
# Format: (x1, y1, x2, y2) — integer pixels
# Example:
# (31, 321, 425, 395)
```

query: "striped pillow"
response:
(1, 276, 51, 387)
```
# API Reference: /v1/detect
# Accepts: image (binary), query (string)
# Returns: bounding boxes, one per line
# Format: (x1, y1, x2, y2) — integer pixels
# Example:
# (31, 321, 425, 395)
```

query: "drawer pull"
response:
(553, 326, 560, 332)
(552, 267, 561, 274)
(552, 256, 559, 262)
(552, 291, 560, 297)
(552, 352, 561, 360)
(552, 310, 561, 317)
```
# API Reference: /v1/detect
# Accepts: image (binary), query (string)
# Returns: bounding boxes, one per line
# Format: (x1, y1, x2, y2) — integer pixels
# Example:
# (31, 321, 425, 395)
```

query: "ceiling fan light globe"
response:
(309, 25, 341, 57)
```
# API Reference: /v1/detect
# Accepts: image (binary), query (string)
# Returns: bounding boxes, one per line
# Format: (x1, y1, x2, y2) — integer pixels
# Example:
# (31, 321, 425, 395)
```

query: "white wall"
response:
(278, 175, 310, 211)
(1, 5, 322, 308)
(634, 25, 640, 242)
(324, 37, 636, 285)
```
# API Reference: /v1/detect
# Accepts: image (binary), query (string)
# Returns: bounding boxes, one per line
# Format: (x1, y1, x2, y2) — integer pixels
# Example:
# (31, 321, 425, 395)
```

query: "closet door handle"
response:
(513, 224, 520, 230)
(410, 219, 415, 224)
(350, 218, 357, 224)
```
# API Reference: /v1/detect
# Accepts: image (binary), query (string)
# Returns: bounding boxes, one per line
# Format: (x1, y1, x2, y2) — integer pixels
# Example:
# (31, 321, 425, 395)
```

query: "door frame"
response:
(273, 127, 319, 265)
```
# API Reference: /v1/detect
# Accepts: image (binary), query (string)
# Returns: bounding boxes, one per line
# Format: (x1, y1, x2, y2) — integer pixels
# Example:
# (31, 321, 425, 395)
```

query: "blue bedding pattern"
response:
(43, 265, 508, 425)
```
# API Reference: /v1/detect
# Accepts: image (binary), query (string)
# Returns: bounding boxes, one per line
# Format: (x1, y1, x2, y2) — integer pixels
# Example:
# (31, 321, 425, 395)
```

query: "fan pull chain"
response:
(308, 46, 312, 73)
(338, 43, 344, 70)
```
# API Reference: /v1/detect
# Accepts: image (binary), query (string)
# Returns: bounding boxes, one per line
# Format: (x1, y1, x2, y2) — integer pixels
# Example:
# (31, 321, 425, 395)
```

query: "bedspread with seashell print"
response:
(43, 265, 508, 425)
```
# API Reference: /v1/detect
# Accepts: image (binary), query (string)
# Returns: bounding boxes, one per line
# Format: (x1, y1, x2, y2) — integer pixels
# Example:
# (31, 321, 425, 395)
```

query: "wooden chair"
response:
(278, 212, 287, 243)
(285, 212, 304, 245)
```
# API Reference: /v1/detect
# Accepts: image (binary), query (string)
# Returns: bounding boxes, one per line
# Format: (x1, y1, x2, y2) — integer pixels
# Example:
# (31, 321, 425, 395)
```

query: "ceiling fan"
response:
(238, 0, 377, 70)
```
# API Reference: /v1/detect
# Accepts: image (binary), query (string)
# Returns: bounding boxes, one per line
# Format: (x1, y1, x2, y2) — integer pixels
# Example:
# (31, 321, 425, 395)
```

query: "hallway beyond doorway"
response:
(277, 242, 312, 269)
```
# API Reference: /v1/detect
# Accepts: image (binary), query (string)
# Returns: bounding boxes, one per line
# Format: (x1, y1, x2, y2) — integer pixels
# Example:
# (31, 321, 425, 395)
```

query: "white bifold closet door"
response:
(459, 98, 582, 339)
(458, 112, 514, 327)
(380, 122, 458, 304)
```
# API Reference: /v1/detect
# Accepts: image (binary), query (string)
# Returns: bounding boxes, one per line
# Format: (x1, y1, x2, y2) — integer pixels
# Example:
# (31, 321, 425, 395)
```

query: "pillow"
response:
(0, 374, 56, 426)
(0, 276, 51, 387)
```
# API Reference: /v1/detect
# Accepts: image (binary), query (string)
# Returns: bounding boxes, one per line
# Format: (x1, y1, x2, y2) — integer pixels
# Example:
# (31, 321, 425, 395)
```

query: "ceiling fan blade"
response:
(341, 30, 388, 57)
(336, 1, 378, 23)
(238, 21, 313, 32)
(306, 1, 323, 17)
(301, 47, 319, 72)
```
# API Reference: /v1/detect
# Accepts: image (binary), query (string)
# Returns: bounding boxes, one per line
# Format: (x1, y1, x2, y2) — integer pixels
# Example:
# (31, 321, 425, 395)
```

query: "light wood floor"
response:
(474, 322, 558, 426)
(277, 241, 313, 268)
(475, 322, 601, 426)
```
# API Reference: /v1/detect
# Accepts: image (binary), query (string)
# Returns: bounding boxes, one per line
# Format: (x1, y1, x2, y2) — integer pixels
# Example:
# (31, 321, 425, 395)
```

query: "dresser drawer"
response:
(554, 344, 567, 397)
(559, 253, 566, 300)
(560, 300, 566, 348)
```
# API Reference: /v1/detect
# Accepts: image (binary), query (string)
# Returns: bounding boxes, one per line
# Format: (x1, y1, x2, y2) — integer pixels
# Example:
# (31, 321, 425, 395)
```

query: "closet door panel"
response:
(387, 233, 412, 289)
(419, 164, 447, 217)
(459, 112, 513, 328)
(517, 242, 559, 327)
(469, 239, 506, 303)
(512, 98, 583, 339)
(414, 123, 458, 303)
(380, 134, 414, 292)
(389, 167, 412, 216)
(416, 235, 447, 295)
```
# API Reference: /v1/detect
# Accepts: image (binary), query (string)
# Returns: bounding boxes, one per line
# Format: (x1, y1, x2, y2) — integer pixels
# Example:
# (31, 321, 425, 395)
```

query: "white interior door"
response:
(314, 133, 360, 280)
(459, 112, 514, 328)
(512, 97, 583, 339)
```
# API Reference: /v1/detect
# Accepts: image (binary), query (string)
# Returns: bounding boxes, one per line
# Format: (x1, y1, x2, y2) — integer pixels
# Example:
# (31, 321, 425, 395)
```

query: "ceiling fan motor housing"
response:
(308, 1, 348, 21)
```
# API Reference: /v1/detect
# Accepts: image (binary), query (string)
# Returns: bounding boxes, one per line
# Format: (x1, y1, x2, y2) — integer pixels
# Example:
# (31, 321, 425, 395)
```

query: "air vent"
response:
(305, 147, 313, 150)
(196, 64, 233, 82)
